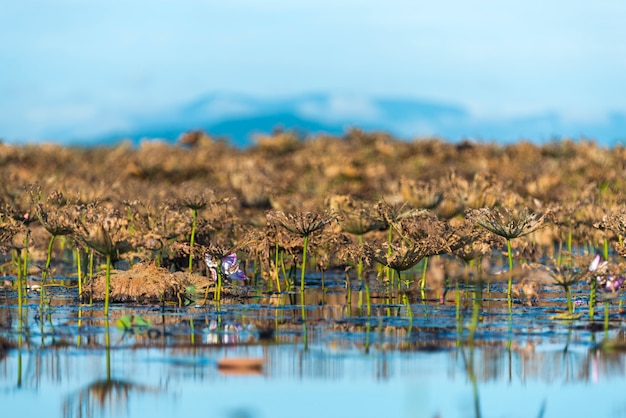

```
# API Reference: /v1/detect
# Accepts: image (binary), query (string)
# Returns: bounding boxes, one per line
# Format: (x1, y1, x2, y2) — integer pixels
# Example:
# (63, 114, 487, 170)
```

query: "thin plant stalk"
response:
(40, 234, 56, 312)
(301, 301, 308, 351)
(365, 279, 371, 317)
(567, 229, 573, 262)
(214, 269, 223, 303)
(345, 271, 352, 316)
(88, 249, 94, 305)
(188, 208, 198, 272)
(77, 307, 83, 347)
(300, 235, 309, 296)
(468, 294, 480, 345)
(506, 238, 513, 296)
(280, 251, 291, 291)
(386, 225, 393, 283)
(14, 249, 23, 320)
(604, 301, 610, 335)
(455, 280, 461, 322)
(420, 256, 429, 292)
(274, 242, 281, 293)
(22, 233, 29, 281)
(358, 288, 363, 310)
(566, 286, 573, 313)
(104, 253, 112, 317)
(403, 293, 413, 325)
(395, 269, 402, 293)
(75, 248, 82, 301)
(357, 234, 364, 281)
(589, 278, 597, 320)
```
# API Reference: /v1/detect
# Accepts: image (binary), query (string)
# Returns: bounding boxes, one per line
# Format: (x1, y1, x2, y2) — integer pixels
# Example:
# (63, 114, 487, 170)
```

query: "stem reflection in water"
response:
(61, 319, 161, 418)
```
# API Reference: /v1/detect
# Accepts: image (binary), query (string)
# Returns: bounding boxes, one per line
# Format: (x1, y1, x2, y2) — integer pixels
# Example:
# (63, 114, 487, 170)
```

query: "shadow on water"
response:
(2, 273, 626, 418)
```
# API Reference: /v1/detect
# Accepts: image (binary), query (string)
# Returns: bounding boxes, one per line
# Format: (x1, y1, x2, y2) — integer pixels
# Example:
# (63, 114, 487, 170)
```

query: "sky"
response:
(2, 0, 626, 143)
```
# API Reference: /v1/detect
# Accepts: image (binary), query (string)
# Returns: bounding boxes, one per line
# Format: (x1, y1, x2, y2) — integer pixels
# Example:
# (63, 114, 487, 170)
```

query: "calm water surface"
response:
(2, 275, 626, 418)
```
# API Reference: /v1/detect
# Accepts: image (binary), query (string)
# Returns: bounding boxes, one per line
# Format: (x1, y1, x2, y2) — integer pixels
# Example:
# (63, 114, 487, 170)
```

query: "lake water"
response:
(2, 274, 626, 418)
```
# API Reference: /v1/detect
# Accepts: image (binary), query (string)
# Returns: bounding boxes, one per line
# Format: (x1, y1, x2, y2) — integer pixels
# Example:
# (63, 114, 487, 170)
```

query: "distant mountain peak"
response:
(86, 92, 626, 147)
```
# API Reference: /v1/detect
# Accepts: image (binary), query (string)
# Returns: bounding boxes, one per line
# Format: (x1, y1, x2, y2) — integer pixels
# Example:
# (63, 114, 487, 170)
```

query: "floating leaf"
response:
(549, 312, 582, 320)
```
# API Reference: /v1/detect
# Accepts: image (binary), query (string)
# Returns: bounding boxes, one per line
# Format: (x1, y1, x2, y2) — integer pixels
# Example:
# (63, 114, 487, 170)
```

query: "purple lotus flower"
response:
(588, 254, 624, 294)
(603, 275, 625, 293)
(205, 252, 247, 282)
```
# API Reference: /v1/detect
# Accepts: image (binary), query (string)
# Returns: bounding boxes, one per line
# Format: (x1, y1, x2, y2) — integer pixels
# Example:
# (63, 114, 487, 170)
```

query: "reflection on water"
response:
(2, 279, 626, 418)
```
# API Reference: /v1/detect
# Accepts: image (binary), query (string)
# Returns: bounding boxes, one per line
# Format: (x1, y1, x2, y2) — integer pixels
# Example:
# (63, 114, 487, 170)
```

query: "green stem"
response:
(357, 234, 364, 281)
(386, 225, 393, 283)
(214, 269, 223, 303)
(420, 256, 429, 292)
(274, 242, 281, 293)
(566, 286, 573, 313)
(346, 271, 352, 316)
(88, 249, 94, 305)
(506, 238, 513, 297)
(188, 208, 198, 273)
(104, 253, 112, 317)
(280, 250, 290, 291)
(365, 279, 371, 317)
(455, 280, 461, 322)
(567, 229, 573, 262)
(15, 249, 23, 320)
(300, 235, 309, 296)
(40, 234, 56, 312)
(468, 285, 482, 345)
(604, 301, 610, 336)
(589, 277, 597, 320)
(75, 248, 82, 301)
(22, 233, 29, 280)
(403, 293, 413, 325)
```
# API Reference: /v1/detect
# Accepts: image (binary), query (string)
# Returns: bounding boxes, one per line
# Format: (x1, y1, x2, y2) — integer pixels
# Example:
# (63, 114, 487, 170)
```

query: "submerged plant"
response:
(268, 210, 334, 295)
(35, 194, 77, 311)
(467, 206, 549, 297)
(365, 240, 434, 288)
(77, 209, 133, 316)
(329, 195, 386, 280)
(545, 263, 586, 314)
(180, 193, 209, 273)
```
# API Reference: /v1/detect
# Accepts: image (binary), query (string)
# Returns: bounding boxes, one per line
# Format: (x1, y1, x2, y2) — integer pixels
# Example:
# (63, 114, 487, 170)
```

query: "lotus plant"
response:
(77, 209, 133, 317)
(467, 206, 549, 298)
(35, 195, 77, 312)
(267, 210, 335, 296)
(546, 263, 585, 315)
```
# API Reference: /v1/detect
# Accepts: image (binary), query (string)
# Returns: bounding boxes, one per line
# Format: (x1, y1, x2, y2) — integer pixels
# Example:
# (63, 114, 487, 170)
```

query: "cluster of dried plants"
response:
(2, 132, 626, 315)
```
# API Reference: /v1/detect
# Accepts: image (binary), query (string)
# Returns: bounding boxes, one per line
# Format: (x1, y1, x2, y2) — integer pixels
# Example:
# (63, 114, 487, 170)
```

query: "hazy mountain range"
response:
(91, 92, 626, 147)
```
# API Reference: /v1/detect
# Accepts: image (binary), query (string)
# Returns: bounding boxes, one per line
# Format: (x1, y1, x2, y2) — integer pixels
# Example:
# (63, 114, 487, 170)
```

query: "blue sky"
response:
(2, 0, 626, 143)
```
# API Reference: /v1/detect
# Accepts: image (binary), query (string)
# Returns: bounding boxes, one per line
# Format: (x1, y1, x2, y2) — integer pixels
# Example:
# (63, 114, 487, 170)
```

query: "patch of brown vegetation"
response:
(84, 262, 207, 304)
